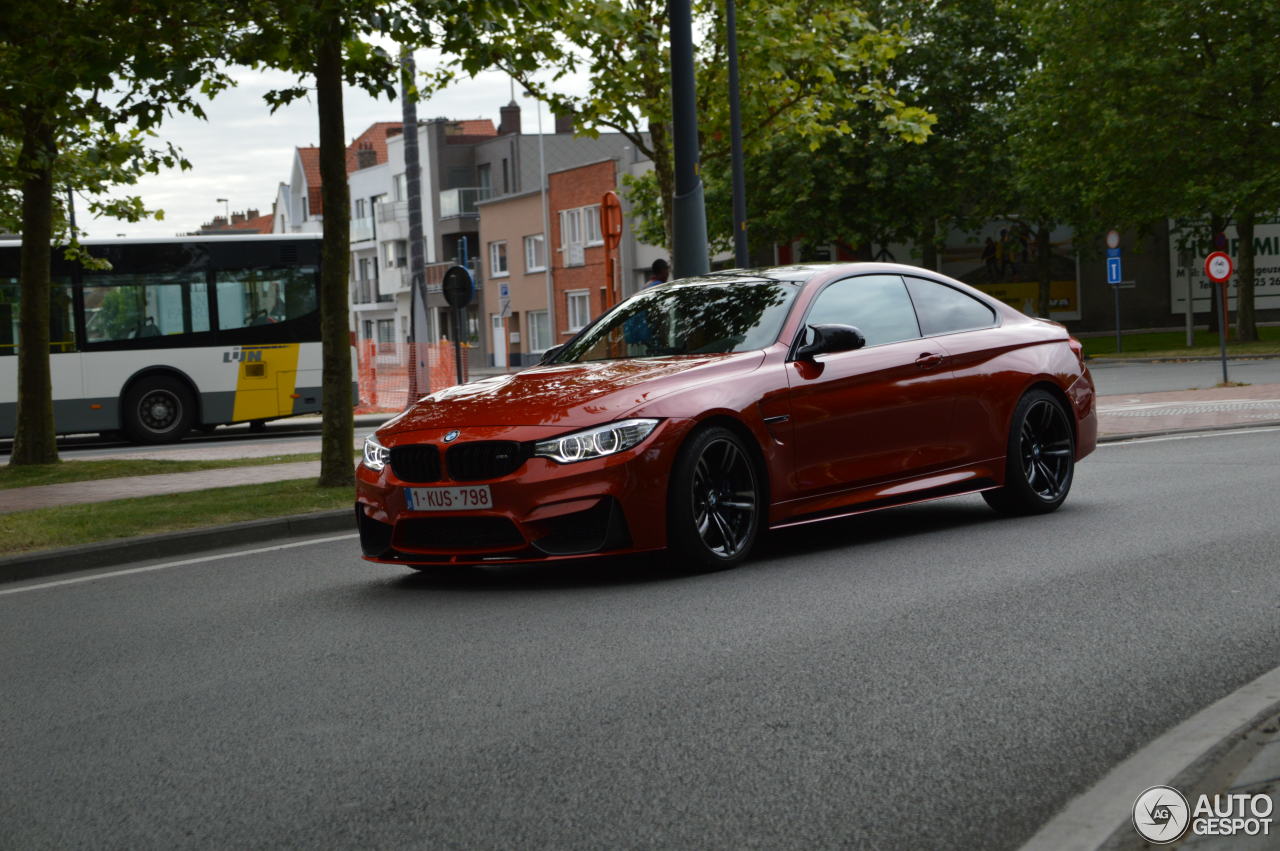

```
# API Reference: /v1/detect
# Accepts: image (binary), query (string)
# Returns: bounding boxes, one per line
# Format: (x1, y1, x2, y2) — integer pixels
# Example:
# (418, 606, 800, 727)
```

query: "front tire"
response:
(667, 426, 763, 570)
(983, 389, 1075, 515)
(122, 376, 194, 444)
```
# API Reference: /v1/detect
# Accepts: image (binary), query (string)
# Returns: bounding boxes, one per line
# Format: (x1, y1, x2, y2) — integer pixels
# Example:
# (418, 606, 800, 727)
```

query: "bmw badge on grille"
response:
(443, 429, 460, 443)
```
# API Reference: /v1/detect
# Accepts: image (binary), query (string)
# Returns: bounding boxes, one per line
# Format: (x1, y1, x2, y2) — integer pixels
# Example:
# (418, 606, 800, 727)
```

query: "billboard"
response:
(939, 223, 1080, 320)
(1169, 217, 1280, 314)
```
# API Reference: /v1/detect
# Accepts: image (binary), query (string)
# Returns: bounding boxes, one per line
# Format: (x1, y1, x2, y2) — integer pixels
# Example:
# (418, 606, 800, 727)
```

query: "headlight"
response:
(533, 418, 659, 464)
(362, 434, 390, 471)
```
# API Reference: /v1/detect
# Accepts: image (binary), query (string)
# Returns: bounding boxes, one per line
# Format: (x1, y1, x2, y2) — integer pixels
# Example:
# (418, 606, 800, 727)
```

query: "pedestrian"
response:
(982, 238, 998, 281)
(646, 258, 670, 288)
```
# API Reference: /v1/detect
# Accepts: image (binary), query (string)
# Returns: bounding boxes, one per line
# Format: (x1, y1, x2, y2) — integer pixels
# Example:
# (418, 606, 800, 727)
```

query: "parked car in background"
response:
(356, 263, 1097, 570)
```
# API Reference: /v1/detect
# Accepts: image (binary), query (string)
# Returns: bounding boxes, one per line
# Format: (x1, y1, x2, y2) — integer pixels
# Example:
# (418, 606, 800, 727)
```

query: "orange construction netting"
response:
(356, 339, 470, 413)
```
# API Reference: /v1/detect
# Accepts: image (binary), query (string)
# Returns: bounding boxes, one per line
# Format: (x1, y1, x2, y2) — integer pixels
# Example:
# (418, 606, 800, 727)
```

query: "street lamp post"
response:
(216, 197, 229, 222)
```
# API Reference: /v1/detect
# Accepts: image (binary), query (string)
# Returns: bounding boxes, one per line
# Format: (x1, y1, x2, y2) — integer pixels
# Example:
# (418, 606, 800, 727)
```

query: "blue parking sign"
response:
(1107, 256, 1122, 285)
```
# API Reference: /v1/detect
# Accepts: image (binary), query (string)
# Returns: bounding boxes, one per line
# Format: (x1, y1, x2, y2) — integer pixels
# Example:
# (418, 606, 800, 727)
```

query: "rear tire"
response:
(121, 376, 194, 444)
(983, 389, 1074, 516)
(667, 426, 763, 571)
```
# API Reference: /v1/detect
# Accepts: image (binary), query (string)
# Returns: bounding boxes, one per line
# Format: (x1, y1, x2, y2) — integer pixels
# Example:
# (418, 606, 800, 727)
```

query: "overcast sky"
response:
(92, 57, 584, 239)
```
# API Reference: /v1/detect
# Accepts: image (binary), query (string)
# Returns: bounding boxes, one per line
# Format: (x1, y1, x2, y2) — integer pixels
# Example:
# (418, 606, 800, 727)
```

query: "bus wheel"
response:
(122, 377, 194, 444)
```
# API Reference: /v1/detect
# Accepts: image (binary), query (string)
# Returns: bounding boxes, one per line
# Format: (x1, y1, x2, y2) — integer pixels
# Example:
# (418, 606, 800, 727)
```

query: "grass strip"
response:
(1082, 326, 1280, 358)
(0, 452, 370, 490)
(0, 478, 351, 557)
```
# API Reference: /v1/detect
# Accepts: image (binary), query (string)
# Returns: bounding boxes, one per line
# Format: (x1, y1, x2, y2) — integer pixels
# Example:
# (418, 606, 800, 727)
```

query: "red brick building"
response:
(548, 159, 617, 343)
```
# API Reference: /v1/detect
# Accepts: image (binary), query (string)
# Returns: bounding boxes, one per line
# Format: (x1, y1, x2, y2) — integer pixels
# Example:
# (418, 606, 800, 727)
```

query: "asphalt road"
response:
(4, 428, 1280, 848)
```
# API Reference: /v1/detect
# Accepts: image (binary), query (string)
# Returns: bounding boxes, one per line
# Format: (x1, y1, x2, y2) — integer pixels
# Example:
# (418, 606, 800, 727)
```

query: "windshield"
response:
(553, 280, 798, 363)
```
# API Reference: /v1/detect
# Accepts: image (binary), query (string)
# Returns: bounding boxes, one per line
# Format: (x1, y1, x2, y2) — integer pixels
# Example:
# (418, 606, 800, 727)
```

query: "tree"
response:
(1014, 0, 1280, 339)
(438, 0, 933, 253)
(0, 0, 233, 465)
(233, 2, 408, 488)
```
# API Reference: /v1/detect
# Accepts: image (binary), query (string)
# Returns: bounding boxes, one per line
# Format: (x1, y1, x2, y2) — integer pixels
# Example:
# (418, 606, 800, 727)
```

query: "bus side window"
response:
(216, 268, 317, 330)
(83, 274, 208, 344)
(0, 280, 77, 354)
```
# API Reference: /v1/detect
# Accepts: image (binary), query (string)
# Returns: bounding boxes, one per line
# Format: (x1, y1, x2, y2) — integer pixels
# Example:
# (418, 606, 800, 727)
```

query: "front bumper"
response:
(355, 419, 693, 565)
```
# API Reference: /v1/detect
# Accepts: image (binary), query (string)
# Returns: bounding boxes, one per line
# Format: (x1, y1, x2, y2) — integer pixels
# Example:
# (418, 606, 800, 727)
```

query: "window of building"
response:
(524, 234, 545, 272)
(301, 197, 309, 221)
(354, 198, 366, 219)
(363, 319, 374, 340)
(376, 318, 395, 344)
(478, 163, 491, 191)
(583, 204, 603, 245)
(502, 158, 510, 194)
(489, 240, 509, 277)
(393, 173, 407, 202)
(559, 208, 584, 266)
(560, 208, 582, 249)
(384, 240, 407, 268)
(566, 289, 591, 331)
(527, 310, 550, 352)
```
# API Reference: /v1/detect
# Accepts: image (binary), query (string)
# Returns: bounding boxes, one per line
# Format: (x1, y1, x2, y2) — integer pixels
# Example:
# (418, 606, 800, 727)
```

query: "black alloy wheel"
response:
(983, 389, 1075, 515)
(122, 376, 195, 444)
(668, 426, 763, 569)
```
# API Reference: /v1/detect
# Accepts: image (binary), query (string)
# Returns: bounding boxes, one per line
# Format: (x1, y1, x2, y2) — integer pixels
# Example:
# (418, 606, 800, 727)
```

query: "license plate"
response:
(404, 486, 493, 512)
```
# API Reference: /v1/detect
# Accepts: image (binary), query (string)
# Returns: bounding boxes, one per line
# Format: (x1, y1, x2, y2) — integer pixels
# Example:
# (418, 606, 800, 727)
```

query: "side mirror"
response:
(539, 344, 566, 364)
(795, 324, 866, 361)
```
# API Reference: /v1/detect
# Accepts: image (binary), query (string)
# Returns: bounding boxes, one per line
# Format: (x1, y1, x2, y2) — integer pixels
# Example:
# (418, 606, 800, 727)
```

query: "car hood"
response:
(380, 352, 765, 432)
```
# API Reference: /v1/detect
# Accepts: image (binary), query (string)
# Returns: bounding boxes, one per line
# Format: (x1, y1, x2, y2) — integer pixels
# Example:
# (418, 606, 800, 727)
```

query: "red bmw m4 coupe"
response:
(356, 263, 1096, 570)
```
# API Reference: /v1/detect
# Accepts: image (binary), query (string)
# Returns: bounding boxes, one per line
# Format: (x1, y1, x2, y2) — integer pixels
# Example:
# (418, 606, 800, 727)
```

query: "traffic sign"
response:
(1204, 251, 1233, 284)
(1107, 256, 1122, 285)
(499, 282, 509, 298)
(441, 265, 474, 308)
(1106, 229, 1120, 249)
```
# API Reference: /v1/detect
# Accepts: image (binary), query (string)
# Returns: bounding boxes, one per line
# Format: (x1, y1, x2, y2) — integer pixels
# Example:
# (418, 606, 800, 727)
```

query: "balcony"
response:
(439, 187, 491, 219)
(351, 278, 394, 304)
(376, 201, 408, 223)
(351, 216, 374, 243)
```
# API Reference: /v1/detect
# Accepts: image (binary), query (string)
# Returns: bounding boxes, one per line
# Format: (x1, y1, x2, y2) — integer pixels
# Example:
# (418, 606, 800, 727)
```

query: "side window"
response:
(805, 274, 920, 347)
(905, 276, 996, 336)
(83, 273, 210, 343)
(215, 267, 317, 330)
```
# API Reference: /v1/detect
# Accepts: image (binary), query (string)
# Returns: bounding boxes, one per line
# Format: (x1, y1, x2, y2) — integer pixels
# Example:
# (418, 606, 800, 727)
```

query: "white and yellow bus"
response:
(0, 234, 346, 444)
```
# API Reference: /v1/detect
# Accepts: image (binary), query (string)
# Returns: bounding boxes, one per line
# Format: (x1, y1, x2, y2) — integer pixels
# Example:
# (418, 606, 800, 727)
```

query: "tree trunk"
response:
(315, 21, 354, 488)
(1036, 225, 1052, 317)
(920, 220, 938, 271)
(649, 117, 675, 253)
(1235, 209, 1257, 342)
(11, 110, 59, 466)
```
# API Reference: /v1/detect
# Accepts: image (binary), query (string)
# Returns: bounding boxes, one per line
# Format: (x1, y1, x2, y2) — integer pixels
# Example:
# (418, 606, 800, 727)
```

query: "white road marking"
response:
(1021, 663, 1280, 850)
(0, 533, 359, 598)
(1100, 425, 1280, 446)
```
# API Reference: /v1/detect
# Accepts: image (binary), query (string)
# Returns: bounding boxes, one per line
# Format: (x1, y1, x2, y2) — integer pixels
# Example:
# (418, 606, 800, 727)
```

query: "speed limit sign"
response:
(1204, 251, 1233, 283)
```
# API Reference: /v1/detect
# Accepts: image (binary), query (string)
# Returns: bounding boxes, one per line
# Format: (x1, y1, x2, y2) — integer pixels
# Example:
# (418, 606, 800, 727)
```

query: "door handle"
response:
(915, 352, 945, 368)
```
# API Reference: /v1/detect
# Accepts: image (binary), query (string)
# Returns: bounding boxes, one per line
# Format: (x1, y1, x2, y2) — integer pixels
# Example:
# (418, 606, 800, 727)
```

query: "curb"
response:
(1097, 419, 1280, 443)
(1022, 664, 1280, 850)
(0, 509, 353, 585)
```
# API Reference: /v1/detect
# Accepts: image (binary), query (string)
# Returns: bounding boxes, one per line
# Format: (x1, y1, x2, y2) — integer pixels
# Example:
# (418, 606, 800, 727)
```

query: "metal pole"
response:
(668, 0, 709, 277)
(726, 0, 748, 268)
(401, 50, 426, 401)
(534, 96, 555, 354)
(1218, 282, 1229, 384)
(455, 237, 468, 384)
(1113, 284, 1122, 354)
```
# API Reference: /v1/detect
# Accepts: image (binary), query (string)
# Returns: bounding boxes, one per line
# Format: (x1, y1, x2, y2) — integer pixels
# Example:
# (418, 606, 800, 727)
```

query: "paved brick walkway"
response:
(1097, 382, 1280, 437)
